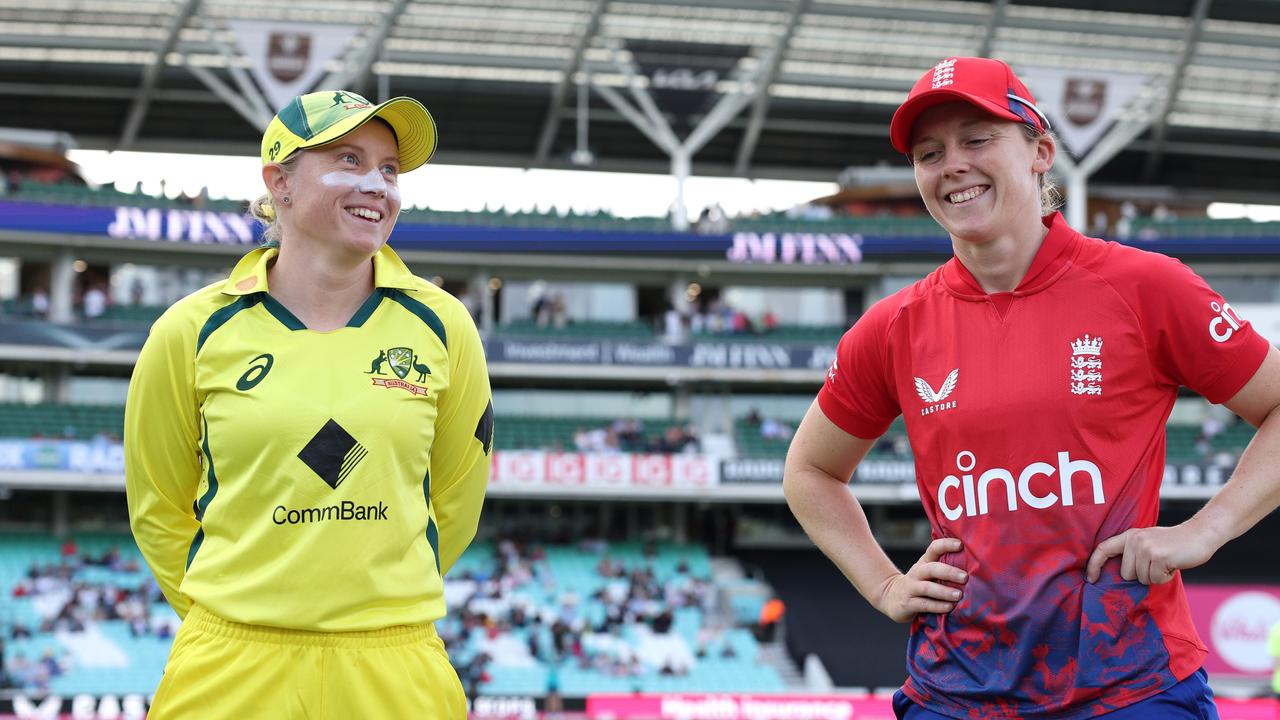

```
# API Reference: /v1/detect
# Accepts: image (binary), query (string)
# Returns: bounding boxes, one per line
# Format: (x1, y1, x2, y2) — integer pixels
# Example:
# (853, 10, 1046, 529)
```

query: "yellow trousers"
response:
(148, 605, 467, 720)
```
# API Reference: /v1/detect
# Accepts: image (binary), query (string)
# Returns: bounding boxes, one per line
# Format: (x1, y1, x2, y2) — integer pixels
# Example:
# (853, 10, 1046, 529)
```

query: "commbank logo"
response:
(273, 500, 388, 525)
(297, 419, 366, 489)
(915, 368, 958, 416)
(937, 450, 1105, 521)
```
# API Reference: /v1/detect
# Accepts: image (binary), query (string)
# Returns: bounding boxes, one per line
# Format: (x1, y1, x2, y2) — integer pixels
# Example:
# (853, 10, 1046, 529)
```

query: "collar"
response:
(220, 243, 418, 297)
(941, 212, 1080, 300)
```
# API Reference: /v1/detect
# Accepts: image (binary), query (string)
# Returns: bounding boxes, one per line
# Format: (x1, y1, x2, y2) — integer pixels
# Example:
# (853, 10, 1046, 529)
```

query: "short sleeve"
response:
(1124, 251, 1270, 403)
(816, 297, 902, 439)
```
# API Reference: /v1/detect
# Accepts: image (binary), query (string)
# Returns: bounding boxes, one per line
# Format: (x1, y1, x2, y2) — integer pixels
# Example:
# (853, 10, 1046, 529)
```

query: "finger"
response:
(922, 537, 963, 562)
(1086, 533, 1128, 582)
(912, 580, 964, 603)
(1119, 543, 1137, 581)
(908, 597, 956, 615)
(1136, 556, 1150, 585)
(912, 561, 968, 585)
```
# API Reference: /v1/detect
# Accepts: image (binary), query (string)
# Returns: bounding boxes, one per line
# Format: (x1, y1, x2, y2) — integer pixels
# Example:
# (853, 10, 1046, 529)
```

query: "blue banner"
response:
(3, 200, 1279, 257)
(0, 439, 124, 474)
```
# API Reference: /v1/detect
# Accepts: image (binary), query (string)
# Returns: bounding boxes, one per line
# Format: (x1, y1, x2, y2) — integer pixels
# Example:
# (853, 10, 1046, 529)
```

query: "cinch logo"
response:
(938, 450, 1105, 521)
(1208, 301, 1245, 343)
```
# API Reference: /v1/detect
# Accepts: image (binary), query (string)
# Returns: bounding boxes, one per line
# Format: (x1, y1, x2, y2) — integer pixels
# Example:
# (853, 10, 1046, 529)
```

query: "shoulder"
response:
(1074, 234, 1194, 285)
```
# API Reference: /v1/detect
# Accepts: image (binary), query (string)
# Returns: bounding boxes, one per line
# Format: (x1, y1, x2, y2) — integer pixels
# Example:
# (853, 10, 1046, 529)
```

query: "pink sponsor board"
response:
(582, 694, 1278, 720)
(1185, 584, 1280, 679)
(584, 694, 896, 720)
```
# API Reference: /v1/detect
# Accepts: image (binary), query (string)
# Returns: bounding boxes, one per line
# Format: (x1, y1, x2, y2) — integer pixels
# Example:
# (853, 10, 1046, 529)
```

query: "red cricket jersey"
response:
(818, 212, 1269, 718)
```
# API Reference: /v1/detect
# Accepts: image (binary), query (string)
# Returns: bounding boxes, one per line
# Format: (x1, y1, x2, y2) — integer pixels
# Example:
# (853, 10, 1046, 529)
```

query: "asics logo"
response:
(938, 450, 1105, 521)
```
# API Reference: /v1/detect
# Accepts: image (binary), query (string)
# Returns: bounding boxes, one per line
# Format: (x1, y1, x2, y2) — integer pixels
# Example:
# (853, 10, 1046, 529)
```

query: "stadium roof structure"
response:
(4, 0, 1280, 206)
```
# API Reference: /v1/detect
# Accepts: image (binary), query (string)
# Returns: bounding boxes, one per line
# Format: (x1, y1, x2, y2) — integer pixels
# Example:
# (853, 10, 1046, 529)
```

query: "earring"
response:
(281, 196, 291, 205)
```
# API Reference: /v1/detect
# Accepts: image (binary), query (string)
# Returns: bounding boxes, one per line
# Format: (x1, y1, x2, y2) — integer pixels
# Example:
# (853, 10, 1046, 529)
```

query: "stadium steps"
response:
(757, 637, 807, 691)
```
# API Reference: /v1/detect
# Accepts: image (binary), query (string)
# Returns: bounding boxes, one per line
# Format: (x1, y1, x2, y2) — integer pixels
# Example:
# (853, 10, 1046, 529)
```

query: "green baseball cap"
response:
(260, 90, 437, 172)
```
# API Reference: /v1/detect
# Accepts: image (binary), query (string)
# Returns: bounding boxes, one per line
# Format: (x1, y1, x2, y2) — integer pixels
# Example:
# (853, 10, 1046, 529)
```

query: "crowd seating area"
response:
(442, 539, 782, 697)
(1128, 217, 1280, 239)
(0, 402, 1257, 465)
(8, 181, 245, 214)
(733, 213, 944, 237)
(0, 534, 173, 695)
(494, 319, 658, 342)
(0, 403, 122, 442)
(0, 533, 780, 698)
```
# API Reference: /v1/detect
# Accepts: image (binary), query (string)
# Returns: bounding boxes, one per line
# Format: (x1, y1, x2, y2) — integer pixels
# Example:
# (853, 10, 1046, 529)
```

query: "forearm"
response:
(1189, 405, 1280, 549)
(784, 466, 900, 604)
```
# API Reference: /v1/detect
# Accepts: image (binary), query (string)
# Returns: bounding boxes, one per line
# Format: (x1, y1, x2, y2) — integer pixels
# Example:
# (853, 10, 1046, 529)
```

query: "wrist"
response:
(1186, 510, 1235, 552)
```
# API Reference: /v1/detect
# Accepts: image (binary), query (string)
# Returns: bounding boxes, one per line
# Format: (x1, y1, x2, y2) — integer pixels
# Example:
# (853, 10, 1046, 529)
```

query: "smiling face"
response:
(909, 102, 1053, 246)
(269, 119, 402, 261)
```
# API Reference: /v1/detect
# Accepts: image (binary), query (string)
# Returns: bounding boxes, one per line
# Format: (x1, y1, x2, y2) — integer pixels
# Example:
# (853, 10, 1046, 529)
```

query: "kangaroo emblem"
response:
(365, 350, 387, 375)
(412, 354, 431, 383)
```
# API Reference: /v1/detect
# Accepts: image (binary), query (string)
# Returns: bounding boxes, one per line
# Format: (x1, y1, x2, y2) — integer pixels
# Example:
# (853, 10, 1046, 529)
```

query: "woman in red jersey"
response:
(784, 56, 1280, 720)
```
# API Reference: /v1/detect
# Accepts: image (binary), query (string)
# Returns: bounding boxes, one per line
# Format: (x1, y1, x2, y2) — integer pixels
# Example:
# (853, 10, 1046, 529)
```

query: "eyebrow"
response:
(326, 143, 400, 165)
(912, 119, 997, 148)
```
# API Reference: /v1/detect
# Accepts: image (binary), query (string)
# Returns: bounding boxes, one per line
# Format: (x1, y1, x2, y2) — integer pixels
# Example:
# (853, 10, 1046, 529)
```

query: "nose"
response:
(941, 147, 970, 177)
(356, 170, 388, 198)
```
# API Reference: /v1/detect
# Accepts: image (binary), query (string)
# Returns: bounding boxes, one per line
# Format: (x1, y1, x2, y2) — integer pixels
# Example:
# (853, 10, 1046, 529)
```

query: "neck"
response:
(267, 240, 377, 331)
(951, 216, 1050, 293)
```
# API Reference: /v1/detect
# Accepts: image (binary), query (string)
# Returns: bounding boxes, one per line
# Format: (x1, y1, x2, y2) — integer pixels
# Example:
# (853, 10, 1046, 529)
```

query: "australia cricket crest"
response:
(366, 346, 430, 396)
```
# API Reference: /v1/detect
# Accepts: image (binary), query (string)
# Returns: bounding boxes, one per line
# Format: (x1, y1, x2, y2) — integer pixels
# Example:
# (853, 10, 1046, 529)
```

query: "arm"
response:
(124, 313, 202, 617)
(1087, 344, 1280, 584)
(429, 312, 493, 577)
(784, 400, 966, 622)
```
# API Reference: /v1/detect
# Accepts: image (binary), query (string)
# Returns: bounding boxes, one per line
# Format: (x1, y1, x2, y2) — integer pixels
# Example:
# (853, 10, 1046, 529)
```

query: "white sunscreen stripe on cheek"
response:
(321, 169, 401, 203)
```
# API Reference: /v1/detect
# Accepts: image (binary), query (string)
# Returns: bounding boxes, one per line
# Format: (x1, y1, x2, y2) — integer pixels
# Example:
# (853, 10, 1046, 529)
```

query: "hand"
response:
(1085, 523, 1219, 585)
(875, 537, 967, 623)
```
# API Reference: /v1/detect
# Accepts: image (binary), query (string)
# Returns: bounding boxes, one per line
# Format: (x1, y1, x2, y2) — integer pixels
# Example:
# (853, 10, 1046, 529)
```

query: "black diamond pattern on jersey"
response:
(475, 400, 494, 455)
(298, 419, 366, 489)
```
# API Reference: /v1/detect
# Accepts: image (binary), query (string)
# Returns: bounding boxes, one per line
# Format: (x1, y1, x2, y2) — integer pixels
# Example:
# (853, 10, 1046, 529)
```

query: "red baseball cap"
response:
(889, 57, 1051, 154)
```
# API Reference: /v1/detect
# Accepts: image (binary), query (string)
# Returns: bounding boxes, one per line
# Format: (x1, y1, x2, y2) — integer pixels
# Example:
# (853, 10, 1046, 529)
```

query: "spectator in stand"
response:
(760, 416, 793, 441)
(756, 596, 785, 643)
(82, 282, 108, 320)
(761, 311, 779, 333)
(29, 287, 49, 319)
(663, 303, 687, 344)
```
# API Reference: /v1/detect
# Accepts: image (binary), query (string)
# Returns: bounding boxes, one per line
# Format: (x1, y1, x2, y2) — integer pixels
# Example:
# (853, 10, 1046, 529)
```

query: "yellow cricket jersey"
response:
(125, 243, 493, 632)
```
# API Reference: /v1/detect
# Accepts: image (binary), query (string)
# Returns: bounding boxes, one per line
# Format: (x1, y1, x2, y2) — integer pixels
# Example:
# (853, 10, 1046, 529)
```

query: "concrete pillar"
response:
(49, 250, 75, 324)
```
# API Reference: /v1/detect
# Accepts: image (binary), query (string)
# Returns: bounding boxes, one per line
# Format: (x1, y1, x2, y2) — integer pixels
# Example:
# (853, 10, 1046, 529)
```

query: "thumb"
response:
(1086, 532, 1129, 583)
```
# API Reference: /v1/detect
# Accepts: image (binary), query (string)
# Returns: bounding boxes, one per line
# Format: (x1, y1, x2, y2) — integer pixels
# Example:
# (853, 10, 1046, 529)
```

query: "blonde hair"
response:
(1020, 124, 1063, 216)
(250, 151, 303, 245)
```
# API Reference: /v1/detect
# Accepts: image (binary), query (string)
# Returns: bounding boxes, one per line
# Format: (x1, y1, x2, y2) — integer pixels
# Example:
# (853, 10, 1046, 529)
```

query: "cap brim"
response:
(890, 88, 1023, 154)
(298, 96, 438, 173)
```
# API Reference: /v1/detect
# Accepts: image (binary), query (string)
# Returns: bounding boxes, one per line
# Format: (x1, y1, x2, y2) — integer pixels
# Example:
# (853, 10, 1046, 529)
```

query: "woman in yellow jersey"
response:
(124, 90, 493, 719)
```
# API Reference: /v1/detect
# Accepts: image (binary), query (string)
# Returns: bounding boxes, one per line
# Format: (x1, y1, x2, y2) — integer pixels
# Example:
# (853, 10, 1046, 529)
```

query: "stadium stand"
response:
(0, 534, 175, 696)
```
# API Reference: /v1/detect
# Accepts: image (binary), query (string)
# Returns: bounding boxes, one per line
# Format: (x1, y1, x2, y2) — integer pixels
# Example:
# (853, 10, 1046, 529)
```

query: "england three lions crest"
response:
(1070, 334, 1102, 395)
